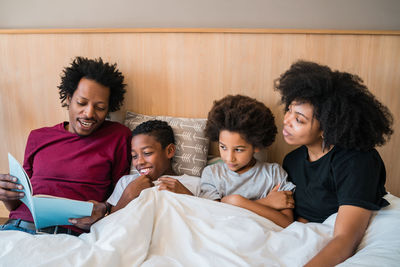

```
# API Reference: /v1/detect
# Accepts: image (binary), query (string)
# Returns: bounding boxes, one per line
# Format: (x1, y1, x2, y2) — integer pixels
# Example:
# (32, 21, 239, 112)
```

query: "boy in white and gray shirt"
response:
(107, 120, 199, 213)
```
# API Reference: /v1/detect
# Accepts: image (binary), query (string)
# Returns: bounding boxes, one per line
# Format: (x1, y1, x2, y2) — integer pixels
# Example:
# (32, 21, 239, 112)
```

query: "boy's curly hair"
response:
(132, 120, 175, 149)
(205, 95, 277, 148)
(274, 60, 394, 151)
(58, 56, 126, 112)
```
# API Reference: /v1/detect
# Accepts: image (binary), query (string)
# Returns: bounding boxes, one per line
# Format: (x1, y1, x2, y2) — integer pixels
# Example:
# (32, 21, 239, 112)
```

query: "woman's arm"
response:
(305, 205, 372, 267)
(221, 194, 293, 228)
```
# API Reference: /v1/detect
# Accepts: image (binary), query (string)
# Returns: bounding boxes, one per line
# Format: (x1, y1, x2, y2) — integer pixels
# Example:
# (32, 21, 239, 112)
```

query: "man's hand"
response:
(256, 184, 294, 210)
(69, 200, 107, 230)
(157, 177, 193, 195)
(0, 174, 24, 201)
(0, 174, 24, 211)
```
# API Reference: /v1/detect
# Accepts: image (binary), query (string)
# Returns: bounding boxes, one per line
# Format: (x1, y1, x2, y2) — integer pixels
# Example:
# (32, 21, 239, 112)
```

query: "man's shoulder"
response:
(102, 120, 131, 132)
(29, 123, 64, 136)
(97, 120, 131, 138)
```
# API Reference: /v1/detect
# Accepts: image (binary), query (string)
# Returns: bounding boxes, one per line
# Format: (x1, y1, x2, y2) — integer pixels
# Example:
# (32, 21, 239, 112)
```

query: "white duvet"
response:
(0, 189, 399, 267)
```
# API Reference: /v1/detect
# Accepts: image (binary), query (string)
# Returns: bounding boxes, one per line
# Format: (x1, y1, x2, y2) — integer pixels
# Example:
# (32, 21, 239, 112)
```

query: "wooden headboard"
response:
(1, 28, 399, 217)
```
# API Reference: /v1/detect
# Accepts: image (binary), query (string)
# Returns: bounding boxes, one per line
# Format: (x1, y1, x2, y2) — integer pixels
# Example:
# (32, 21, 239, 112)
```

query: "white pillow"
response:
(124, 111, 209, 177)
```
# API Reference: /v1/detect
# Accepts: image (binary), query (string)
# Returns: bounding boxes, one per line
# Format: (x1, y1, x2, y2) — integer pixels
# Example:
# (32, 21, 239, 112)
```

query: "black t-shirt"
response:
(283, 146, 389, 223)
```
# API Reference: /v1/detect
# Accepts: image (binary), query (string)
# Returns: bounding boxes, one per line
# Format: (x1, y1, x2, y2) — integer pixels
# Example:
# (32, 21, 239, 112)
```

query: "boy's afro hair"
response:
(205, 94, 277, 148)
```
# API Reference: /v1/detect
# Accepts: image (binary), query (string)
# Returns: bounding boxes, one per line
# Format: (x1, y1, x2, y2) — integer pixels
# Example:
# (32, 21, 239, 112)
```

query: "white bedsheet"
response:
(0, 189, 399, 267)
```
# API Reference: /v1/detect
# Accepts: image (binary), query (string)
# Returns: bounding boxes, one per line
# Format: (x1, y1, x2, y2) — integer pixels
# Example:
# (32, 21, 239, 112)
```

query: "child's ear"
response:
(166, 143, 176, 159)
(254, 147, 260, 153)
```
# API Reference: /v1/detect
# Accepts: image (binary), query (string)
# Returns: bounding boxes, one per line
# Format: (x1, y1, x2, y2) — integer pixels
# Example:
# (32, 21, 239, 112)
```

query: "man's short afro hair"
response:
(58, 56, 126, 112)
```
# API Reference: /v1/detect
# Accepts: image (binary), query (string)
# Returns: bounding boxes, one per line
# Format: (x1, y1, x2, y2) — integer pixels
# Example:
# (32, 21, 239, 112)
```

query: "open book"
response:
(8, 153, 93, 229)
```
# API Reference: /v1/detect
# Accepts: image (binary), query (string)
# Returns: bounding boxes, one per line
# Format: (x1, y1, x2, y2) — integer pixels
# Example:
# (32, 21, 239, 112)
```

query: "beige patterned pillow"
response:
(124, 111, 209, 177)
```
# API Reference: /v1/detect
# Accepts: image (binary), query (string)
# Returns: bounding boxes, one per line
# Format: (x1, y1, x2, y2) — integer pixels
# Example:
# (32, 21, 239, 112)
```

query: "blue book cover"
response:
(8, 153, 94, 229)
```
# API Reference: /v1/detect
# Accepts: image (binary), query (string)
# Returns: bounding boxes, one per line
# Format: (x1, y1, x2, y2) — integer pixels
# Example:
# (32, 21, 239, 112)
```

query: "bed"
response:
(0, 182, 399, 267)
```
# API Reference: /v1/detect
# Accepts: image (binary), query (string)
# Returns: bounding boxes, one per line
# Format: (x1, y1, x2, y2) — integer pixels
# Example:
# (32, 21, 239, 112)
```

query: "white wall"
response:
(0, 0, 399, 30)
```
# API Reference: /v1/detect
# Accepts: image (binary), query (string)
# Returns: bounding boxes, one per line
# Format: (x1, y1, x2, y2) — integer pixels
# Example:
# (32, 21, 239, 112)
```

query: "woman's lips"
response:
(282, 128, 291, 137)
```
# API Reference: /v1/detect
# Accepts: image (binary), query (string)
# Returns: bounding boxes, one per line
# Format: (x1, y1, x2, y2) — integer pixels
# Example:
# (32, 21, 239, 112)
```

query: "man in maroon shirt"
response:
(0, 57, 131, 236)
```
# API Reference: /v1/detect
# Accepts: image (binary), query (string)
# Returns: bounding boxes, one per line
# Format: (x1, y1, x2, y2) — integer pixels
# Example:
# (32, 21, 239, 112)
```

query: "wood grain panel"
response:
(0, 30, 399, 222)
(1, 28, 400, 35)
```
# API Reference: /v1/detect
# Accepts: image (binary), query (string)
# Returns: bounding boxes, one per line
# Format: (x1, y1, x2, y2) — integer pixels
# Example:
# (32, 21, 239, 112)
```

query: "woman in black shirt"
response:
(275, 61, 393, 266)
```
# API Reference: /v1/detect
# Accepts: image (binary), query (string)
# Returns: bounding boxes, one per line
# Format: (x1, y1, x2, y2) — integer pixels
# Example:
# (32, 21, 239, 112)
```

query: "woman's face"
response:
(282, 101, 323, 147)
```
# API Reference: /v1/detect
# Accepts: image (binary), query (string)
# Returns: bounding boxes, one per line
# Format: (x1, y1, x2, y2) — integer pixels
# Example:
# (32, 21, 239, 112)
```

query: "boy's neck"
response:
(163, 167, 177, 176)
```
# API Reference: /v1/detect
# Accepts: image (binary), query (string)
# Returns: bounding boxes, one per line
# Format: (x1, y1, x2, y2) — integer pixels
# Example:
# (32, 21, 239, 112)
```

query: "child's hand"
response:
(123, 175, 154, 199)
(111, 175, 154, 212)
(157, 177, 193, 195)
(256, 184, 294, 210)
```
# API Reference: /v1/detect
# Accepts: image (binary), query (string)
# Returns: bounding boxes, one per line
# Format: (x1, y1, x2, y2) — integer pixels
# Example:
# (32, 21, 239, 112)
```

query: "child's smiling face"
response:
(218, 130, 259, 174)
(131, 134, 175, 180)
